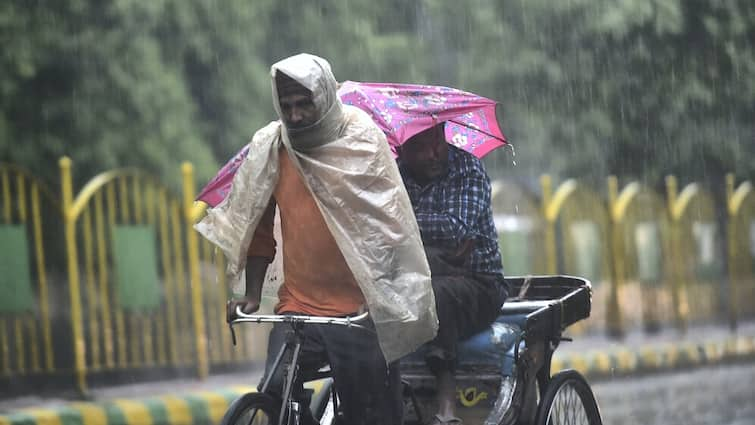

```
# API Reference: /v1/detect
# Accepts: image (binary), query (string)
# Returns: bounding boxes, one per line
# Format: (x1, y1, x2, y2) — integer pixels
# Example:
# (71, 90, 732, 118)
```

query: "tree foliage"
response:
(433, 0, 755, 187)
(1, 0, 752, 191)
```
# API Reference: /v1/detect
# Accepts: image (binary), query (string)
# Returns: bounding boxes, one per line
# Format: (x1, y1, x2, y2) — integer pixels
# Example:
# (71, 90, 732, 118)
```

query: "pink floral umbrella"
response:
(196, 81, 507, 207)
(195, 145, 249, 207)
(338, 81, 507, 158)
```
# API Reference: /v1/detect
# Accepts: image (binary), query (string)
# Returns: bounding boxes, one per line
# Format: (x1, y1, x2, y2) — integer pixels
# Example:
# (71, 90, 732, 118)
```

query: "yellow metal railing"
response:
(666, 176, 723, 332)
(59, 158, 214, 393)
(0, 163, 58, 378)
(726, 174, 755, 328)
(607, 177, 671, 334)
(3, 157, 754, 395)
(606, 177, 625, 338)
(182, 164, 267, 371)
(540, 175, 612, 334)
(181, 163, 209, 380)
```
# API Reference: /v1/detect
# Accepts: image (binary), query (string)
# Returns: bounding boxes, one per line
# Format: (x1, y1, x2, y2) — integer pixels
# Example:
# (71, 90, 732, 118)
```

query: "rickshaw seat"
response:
(401, 312, 524, 377)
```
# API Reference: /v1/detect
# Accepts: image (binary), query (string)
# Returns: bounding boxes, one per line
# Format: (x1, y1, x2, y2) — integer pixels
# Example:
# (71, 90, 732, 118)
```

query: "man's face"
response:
(279, 93, 318, 129)
(400, 124, 449, 184)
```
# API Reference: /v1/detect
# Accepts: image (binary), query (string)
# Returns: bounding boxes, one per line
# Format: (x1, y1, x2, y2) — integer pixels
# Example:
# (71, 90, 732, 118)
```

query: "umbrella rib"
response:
(447, 119, 506, 143)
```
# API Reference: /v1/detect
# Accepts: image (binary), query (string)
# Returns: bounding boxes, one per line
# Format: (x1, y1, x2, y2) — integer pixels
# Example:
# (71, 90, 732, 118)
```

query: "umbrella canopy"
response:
(195, 145, 249, 208)
(197, 81, 507, 207)
(338, 81, 507, 158)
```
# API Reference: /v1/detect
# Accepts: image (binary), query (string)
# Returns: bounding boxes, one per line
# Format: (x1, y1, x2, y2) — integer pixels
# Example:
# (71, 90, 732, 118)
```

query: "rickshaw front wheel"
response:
(220, 392, 280, 425)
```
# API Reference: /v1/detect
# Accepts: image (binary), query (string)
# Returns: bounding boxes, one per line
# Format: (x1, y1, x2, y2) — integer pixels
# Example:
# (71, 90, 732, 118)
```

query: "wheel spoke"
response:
(537, 370, 601, 425)
(547, 382, 590, 425)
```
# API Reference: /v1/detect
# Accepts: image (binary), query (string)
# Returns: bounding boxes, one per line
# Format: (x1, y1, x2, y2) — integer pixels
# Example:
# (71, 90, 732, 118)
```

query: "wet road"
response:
(592, 362, 755, 425)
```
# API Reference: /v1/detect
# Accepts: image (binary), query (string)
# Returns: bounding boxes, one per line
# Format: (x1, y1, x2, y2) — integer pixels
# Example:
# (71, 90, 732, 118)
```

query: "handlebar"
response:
(228, 306, 372, 345)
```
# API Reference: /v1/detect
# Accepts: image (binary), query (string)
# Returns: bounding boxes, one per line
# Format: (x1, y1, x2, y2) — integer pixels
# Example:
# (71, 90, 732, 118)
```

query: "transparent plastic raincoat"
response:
(195, 54, 437, 362)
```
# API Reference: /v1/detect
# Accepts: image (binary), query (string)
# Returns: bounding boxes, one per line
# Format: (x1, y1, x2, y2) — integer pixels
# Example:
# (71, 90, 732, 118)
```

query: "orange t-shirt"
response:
(247, 151, 365, 316)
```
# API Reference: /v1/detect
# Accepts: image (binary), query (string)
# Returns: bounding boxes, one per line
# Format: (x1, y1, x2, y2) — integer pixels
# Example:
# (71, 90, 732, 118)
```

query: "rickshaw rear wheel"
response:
(534, 370, 602, 425)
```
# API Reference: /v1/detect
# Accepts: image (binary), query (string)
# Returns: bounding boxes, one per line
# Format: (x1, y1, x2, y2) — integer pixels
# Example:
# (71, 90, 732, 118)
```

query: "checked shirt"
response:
(399, 145, 504, 276)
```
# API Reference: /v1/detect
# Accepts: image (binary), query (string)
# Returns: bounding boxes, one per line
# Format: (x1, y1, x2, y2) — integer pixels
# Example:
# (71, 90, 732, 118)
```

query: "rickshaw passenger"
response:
(398, 123, 508, 425)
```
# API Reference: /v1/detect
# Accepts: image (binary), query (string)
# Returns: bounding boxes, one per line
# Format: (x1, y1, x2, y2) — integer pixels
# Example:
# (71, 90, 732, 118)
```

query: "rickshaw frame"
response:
(221, 275, 602, 425)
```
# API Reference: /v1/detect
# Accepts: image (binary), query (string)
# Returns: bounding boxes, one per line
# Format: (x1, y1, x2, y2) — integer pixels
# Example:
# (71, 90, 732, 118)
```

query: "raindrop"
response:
(507, 143, 517, 167)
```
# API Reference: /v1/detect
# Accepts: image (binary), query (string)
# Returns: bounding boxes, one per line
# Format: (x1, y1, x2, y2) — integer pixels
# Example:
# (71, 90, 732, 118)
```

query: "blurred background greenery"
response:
(1, 0, 753, 191)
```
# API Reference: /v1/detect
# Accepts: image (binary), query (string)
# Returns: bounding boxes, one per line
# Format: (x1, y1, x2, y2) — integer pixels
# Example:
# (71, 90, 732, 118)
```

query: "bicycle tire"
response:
(534, 369, 602, 425)
(220, 392, 280, 425)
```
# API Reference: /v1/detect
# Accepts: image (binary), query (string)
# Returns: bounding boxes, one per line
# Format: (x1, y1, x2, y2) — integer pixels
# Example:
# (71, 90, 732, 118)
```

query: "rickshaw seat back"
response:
(401, 315, 522, 377)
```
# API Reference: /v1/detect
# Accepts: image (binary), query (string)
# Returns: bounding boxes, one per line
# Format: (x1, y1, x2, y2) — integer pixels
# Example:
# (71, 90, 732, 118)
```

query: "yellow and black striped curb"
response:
(1, 338, 753, 425)
(0, 386, 254, 425)
(552, 335, 755, 378)
(0, 379, 331, 425)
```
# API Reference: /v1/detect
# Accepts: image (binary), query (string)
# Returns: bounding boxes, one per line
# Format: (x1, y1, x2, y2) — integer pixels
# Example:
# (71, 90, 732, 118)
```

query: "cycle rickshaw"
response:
(222, 275, 602, 425)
